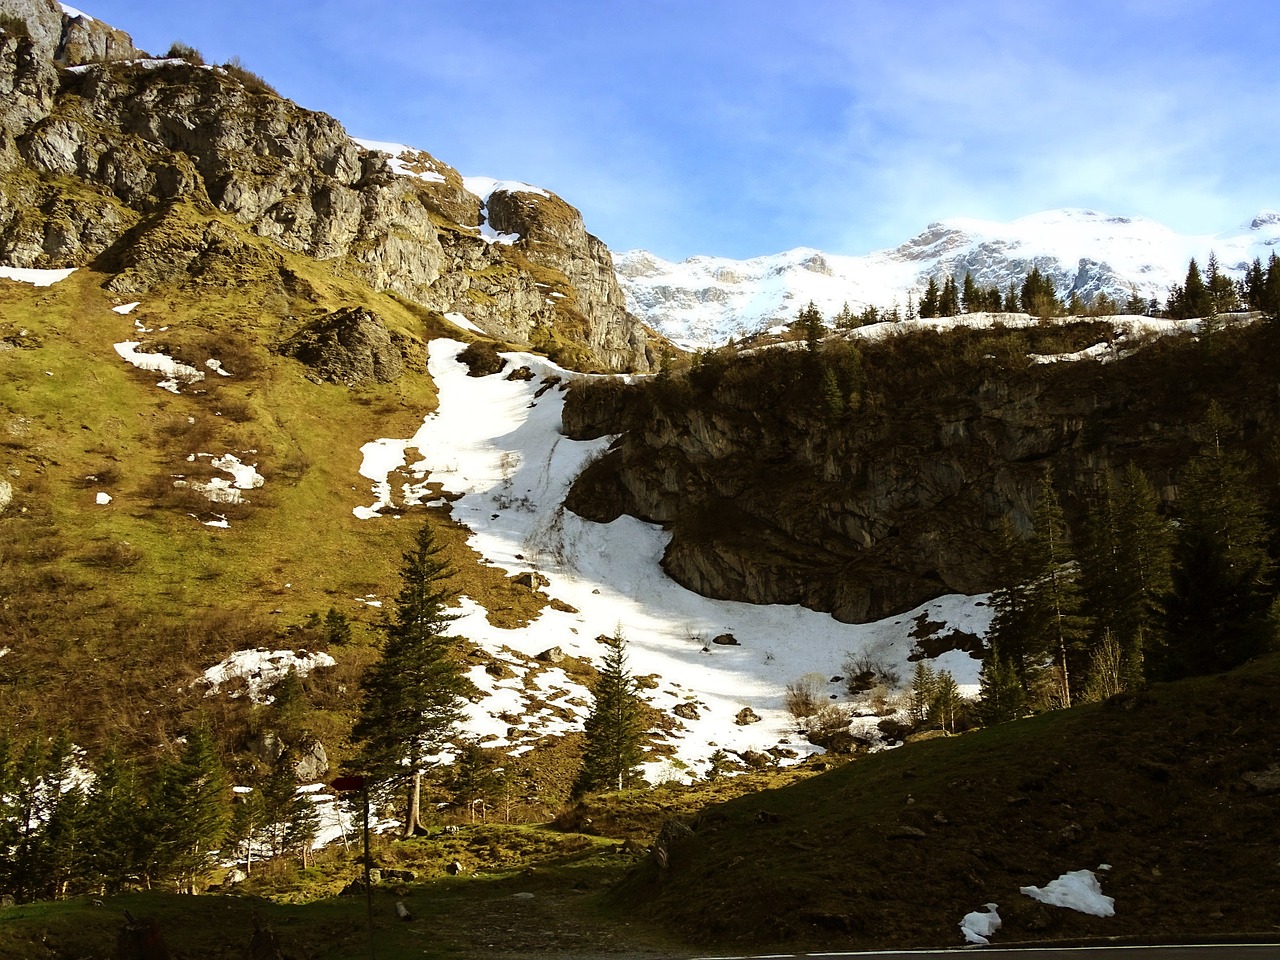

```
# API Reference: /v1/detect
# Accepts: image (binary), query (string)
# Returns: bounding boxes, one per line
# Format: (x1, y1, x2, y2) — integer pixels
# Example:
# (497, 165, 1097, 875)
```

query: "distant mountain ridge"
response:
(618, 208, 1280, 348)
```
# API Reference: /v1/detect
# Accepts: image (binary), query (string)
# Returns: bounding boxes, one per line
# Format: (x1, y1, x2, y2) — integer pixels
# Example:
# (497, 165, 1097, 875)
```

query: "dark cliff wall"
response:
(564, 320, 1280, 622)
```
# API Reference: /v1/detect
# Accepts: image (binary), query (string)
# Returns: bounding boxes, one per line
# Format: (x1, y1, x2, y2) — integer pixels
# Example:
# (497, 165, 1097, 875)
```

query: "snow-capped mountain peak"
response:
(619, 208, 1277, 349)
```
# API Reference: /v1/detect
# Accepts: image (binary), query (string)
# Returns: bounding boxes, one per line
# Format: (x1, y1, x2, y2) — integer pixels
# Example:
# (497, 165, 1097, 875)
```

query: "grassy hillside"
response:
(615, 652, 1280, 949)
(0, 219, 549, 761)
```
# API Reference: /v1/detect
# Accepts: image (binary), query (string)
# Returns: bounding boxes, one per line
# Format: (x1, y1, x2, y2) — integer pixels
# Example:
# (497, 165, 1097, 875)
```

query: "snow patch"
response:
(444, 311, 483, 333)
(352, 137, 447, 184)
(174, 453, 264, 505)
(59, 4, 94, 21)
(95, 491, 112, 505)
(114, 341, 205, 393)
(112, 301, 141, 315)
(0, 266, 76, 287)
(1020, 868, 1115, 917)
(960, 903, 1001, 944)
(202, 649, 336, 703)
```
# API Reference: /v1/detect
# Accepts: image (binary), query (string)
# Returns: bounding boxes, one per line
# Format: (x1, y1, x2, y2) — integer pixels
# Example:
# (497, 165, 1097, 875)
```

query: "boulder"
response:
(734, 707, 761, 726)
(279, 307, 406, 386)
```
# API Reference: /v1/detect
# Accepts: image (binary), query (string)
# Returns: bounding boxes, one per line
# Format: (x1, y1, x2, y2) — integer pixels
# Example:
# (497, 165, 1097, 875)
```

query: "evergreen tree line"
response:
(793, 252, 1280, 335)
(978, 404, 1278, 724)
(1164, 252, 1280, 321)
(0, 724, 319, 902)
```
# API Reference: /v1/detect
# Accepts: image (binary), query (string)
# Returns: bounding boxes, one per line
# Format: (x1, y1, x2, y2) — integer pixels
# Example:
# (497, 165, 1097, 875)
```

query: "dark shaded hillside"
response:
(614, 652, 1280, 949)
(566, 319, 1280, 622)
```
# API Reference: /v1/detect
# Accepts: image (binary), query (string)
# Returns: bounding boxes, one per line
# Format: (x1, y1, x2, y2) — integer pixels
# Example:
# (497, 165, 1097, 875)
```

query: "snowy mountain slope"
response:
(348, 335, 990, 780)
(619, 208, 1280, 348)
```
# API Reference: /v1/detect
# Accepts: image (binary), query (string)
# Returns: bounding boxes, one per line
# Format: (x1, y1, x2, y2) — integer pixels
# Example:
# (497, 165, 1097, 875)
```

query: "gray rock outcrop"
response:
(279, 306, 408, 386)
(0, 0, 654, 372)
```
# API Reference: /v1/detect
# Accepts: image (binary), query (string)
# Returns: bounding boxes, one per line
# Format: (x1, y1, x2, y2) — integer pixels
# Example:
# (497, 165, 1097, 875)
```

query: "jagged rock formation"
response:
(0, 0, 653, 372)
(564, 320, 1280, 623)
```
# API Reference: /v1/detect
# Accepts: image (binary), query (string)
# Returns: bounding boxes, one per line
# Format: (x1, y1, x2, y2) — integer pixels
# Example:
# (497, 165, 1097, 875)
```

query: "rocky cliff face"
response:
(0, 0, 653, 372)
(564, 320, 1280, 623)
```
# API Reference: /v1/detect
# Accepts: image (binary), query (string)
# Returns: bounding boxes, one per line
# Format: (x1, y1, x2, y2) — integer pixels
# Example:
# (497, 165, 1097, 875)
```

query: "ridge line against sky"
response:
(71, 0, 1280, 262)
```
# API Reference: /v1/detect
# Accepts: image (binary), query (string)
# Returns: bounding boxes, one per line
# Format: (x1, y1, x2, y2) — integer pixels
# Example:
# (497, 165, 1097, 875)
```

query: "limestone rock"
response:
(734, 707, 761, 726)
(0, 11, 655, 371)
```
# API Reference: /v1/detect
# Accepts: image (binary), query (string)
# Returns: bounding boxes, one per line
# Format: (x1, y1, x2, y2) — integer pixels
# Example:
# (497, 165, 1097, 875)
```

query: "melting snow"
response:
(175, 453, 264, 505)
(351, 332, 990, 779)
(1020, 868, 1115, 917)
(202, 648, 337, 703)
(114, 341, 205, 393)
(95, 492, 112, 505)
(112, 302, 141, 315)
(59, 3, 94, 20)
(351, 137, 447, 184)
(960, 903, 1002, 945)
(0, 266, 76, 287)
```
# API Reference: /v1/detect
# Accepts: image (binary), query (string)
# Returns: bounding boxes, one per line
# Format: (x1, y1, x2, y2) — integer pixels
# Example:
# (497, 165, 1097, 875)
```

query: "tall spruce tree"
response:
(1153, 404, 1277, 679)
(1025, 470, 1087, 706)
(351, 520, 470, 837)
(573, 630, 646, 795)
(149, 725, 232, 893)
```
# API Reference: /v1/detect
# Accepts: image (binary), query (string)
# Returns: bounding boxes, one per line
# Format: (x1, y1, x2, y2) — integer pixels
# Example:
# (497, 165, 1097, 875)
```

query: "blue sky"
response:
(74, 0, 1279, 261)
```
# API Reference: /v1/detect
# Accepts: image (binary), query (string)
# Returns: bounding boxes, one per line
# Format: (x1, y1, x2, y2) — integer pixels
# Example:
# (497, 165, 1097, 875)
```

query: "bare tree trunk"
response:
(403, 770, 422, 838)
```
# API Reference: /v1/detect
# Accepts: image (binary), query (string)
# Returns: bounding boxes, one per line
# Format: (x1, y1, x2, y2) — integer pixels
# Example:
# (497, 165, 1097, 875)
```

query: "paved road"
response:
(691, 946, 1280, 960)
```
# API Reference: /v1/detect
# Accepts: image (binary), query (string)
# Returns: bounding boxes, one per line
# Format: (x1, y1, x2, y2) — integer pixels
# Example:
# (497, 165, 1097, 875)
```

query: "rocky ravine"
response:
(0, 0, 653, 372)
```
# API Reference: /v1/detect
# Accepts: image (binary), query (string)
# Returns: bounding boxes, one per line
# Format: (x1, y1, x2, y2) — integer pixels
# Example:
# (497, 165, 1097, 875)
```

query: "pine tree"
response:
(1157, 531, 1274, 680)
(1152, 404, 1278, 679)
(1003, 282, 1020, 312)
(323, 607, 352, 645)
(919, 277, 940, 319)
(1025, 470, 1087, 707)
(1112, 463, 1172, 684)
(81, 749, 144, 894)
(352, 520, 470, 837)
(928, 670, 962, 733)
(149, 725, 232, 893)
(574, 630, 646, 794)
(1205, 251, 1238, 313)
(961, 272, 978, 314)
(907, 661, 936, 726)
(976, 641, 1025, 724)
(448, 739, 507, 821)
(833, 301, 855, 330)
(1177, 257, 1212, 319)
(939, 275, 960, 317)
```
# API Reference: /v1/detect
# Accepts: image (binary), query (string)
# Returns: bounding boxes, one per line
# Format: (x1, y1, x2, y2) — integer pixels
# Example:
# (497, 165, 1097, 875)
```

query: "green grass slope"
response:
(0, 213, 549, 759)
(615, 653, 1280, 949)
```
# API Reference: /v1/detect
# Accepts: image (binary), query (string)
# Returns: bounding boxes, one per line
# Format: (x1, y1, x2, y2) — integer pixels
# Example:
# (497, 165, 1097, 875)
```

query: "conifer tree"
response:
(573, 630, 646, 794)
(907, 661, 936, 726)
(976, 641, 1025, 724)
(1003, 282, 1020, 312)
(919, 277, 940, 318)
(1177, 257, 1211, 319)
(149, 725, 232, 893)
(352, 520, 470, 837)
(939, 275, 960, 317)
(1153, 404, 1277, 679)
(961, 272, 978, 314)
(928, 670, 962, 733)
(1025, 470, 1087, 706)
(1205, 251, 1238, 313)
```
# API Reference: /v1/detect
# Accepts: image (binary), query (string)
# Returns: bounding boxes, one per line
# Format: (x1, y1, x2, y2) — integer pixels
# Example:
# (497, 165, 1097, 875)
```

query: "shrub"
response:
(165, 41, 204, 65)
(222, 56, 280, 96)
(784, 673, 828, 720)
